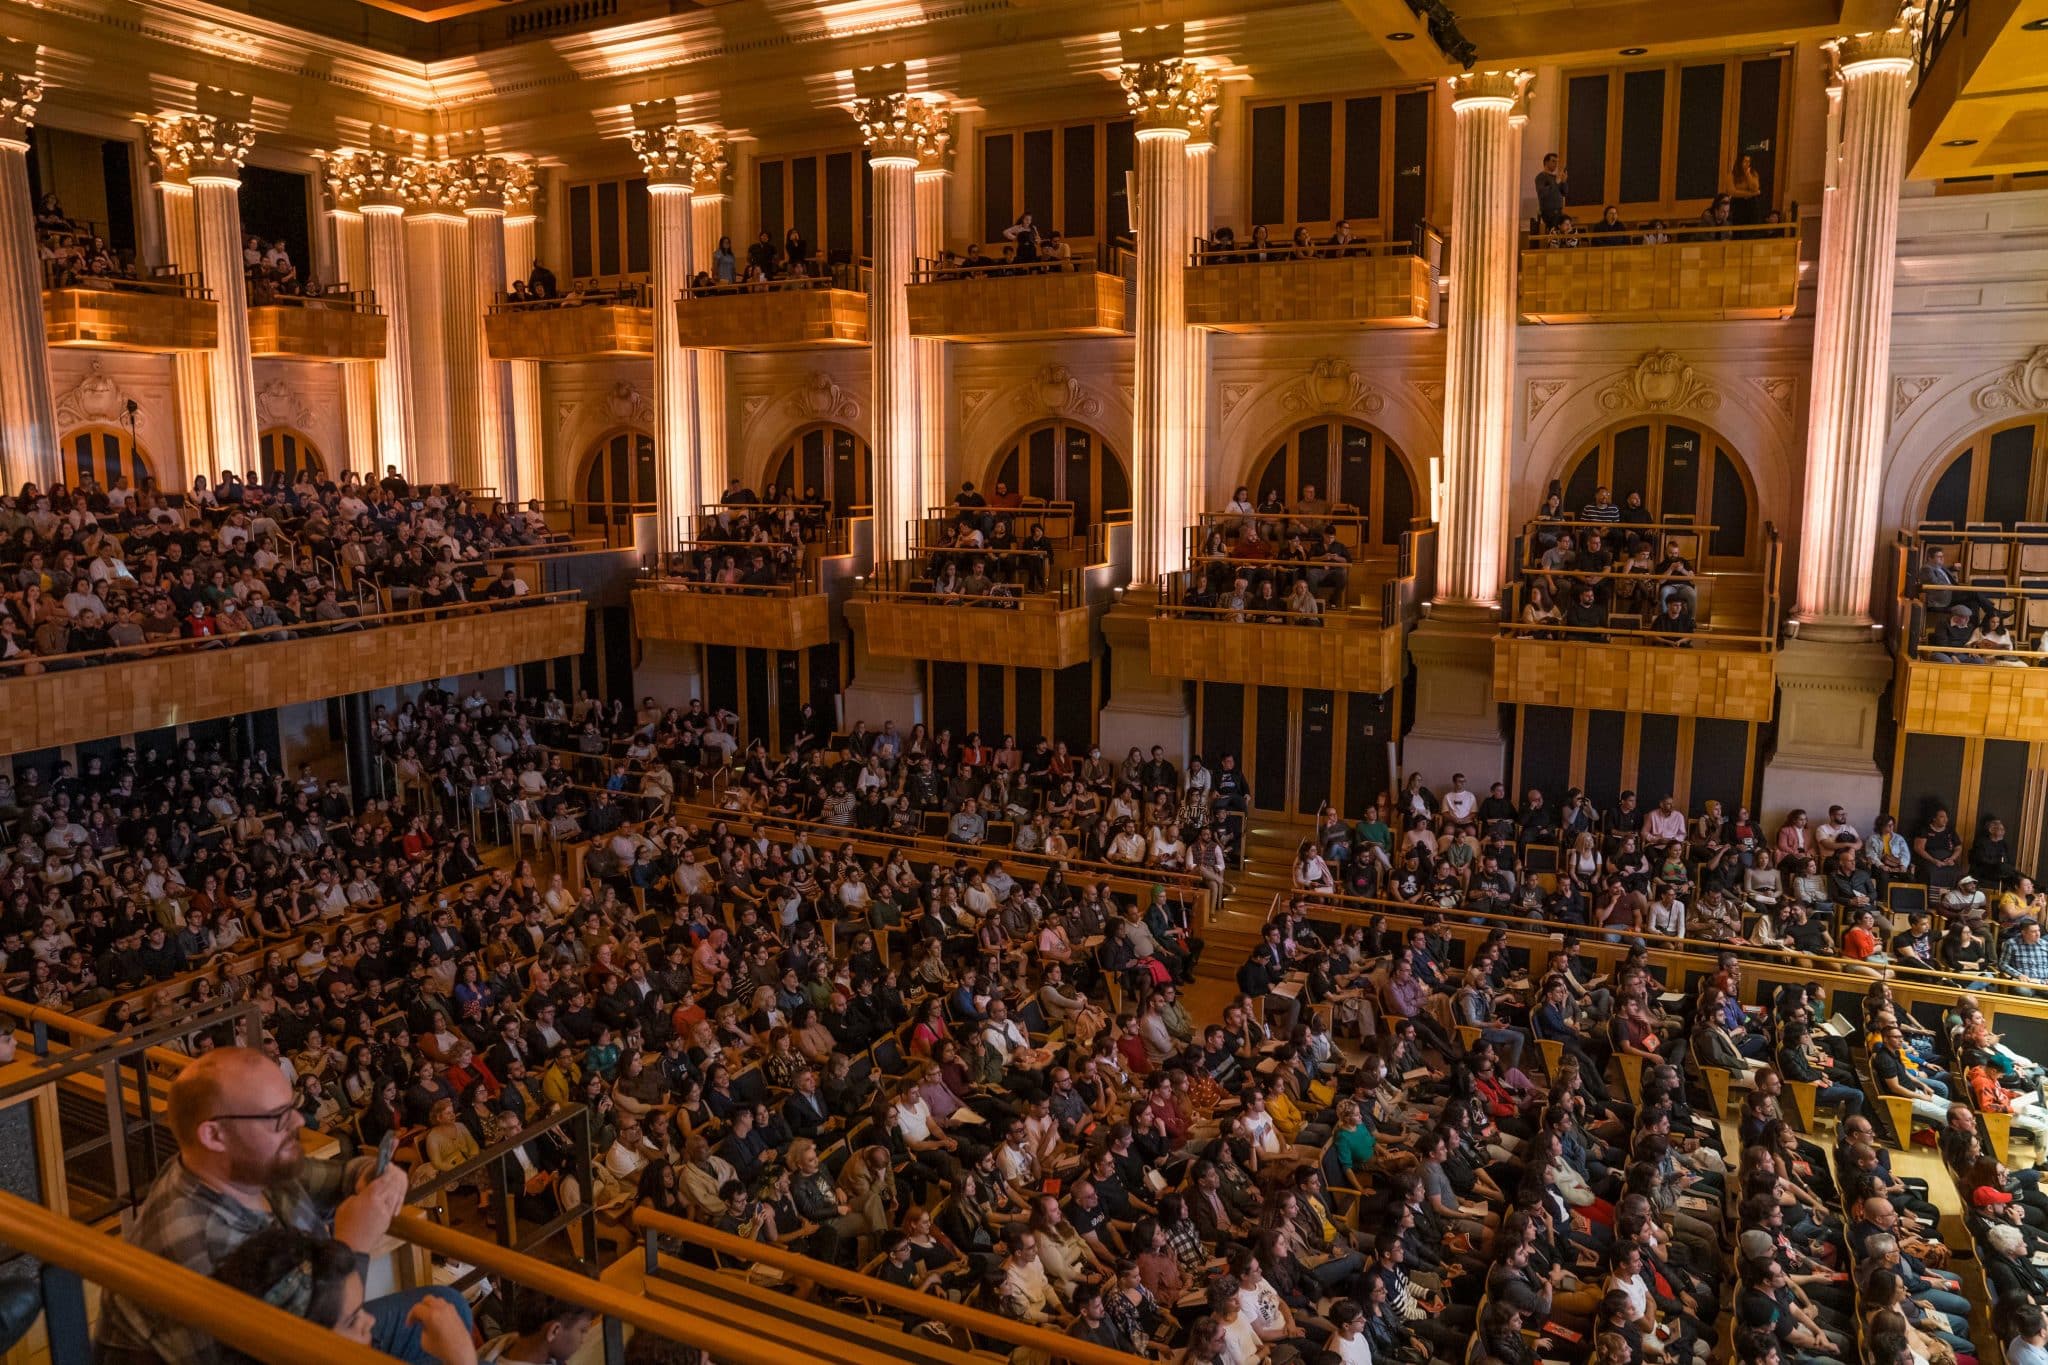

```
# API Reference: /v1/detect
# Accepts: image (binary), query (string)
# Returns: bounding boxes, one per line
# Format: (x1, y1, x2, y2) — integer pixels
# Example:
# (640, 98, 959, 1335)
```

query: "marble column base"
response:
(1759, 636, 1892, 827)
(1403, 610, 1507, 789)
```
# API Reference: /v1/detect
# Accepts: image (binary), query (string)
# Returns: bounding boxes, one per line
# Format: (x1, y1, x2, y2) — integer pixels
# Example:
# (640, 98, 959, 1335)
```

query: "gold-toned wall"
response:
(1148, 617, 1403, 693)
(43, 288, 218, 353)
(1183, 255, 1433, 332)
(862, 600, 1092, 669)
(1493, 637, 1777, 722)
(906, 271, 1129, 341)
(633, 586, 834, 651)
(1517, 236, 1800, 322)
(484, 305, 655, 359)
(1894, 654, 2048, 742)
(247, 306, 389, 360)
(673, 289, 868, 351)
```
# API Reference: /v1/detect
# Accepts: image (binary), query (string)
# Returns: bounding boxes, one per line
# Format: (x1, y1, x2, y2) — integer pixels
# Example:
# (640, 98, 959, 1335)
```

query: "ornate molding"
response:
(454, 155, 530, 214)
(1891, 374, 1939, 419)
(320, 149, 412, 213)
(143, 110, 255, 184)
(1526, 379, 1567, 422)
(1598, 349, 1721, 415)
(399, 156, 465, 216)
(1219, 382, 1256, 422)
(853, 93, 950, 169)
(787, 372, 860, 424)
(1411, 379, 1445, 415)
(628, 122, 726, 190)
(0, 64, 43, 147)
(961, 389, 997, 422)
(1120, 59, 1219, 139)
(1450, 70, 1533, 110)
(1014, 364, 1100, 420)
(1749, 376, 1797, 421)
(54, 359, 141, 429)
(604, 382, 655, 428)
(255, 378, 313, 431)
(740, 395, 771, 427)
(1972, 347, 2048, 414)
(1280, 358, 1385, 419)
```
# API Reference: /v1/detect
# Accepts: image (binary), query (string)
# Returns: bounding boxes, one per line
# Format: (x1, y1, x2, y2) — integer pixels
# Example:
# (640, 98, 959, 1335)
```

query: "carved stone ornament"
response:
(853, 94, 951, 168)
(1892, 375, 1938, 419)
(1019, 364, 1101, 419)
(1749, 376, 1796, 420)
(629, 123, 726, 190)
(255, 378, 313, 431)
(1219, 382, 1256, 421)
(55, 359, 137, 427)
(605, 382, 655, 427)
(142, 109, 255, 184)
(1281, 358, 1385, 418)
(1120, 59, 1220, 139)
(961, 389, 996, 421)
(787, 372, 860, 423)
(1526, 379, 1567, 422)
(1598, 350, 1720, 414)
(1972, 346, 2048, 414)
(1411, 379, 1444, 414)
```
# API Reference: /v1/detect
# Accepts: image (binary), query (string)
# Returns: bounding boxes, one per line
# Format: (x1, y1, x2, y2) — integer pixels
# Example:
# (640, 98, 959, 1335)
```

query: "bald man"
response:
(95, 1046, 473, 1365)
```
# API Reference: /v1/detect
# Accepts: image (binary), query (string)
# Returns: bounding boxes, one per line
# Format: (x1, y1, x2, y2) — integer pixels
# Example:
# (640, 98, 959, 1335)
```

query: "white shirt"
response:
(1443, 789, 1477, 822)
(1331, 1328, 1375, 1365)
(895, 1097, 934, 1143)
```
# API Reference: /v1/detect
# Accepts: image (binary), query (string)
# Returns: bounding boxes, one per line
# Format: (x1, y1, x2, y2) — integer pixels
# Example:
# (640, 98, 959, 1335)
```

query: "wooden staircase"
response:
(1200, 814, 1318, 967)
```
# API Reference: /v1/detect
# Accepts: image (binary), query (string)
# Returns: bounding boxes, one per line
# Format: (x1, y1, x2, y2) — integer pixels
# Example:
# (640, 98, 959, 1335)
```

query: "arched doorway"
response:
(987, 420, 1130, 535)
(258, 429, 324, 484)
(1920, 416, 2048, 528)
(1557, 418, 1757, 566)
(61, 426, 154, 492)
(765, 424, 871, 514)
(578, 428, 657, 534)
(1247, 418, 1420, 555)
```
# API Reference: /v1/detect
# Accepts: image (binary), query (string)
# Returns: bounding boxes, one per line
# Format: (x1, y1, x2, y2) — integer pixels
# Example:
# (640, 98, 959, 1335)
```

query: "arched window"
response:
(765, 424, 871, 514)
(1557, 418, 1756, 565)
(577, 428, 657, 532)
(61, 426, 154, 492)
(988, 421, 1130, 534)
(1920, 417, 2048, 528)
(258, 429, 324, 484)
(1247, 418, 1420, 553)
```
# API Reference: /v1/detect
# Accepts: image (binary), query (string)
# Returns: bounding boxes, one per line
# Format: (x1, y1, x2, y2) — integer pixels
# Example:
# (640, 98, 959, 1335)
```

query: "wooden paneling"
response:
(1493, 637, 1776, 722)
(1894, 655, 2048, 742)
(673, 289, 868, 351)
(1517, 235, 1799, 322)
(906, 271, 1129, 341)
(247, 305, 388, 359)
(0, 600, 584, 753)
(633, 586, 833, 652)
(1149, 617, 1403, 693)
(1183, 254, 1433, 332)
(484, 305, 654, 359)
(863, 600, 1092, 669)
(43, 288, 217, 352)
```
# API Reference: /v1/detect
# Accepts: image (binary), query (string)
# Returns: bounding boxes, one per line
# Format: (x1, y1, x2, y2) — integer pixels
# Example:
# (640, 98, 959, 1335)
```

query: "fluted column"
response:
(1182, 133, 1214, 519)
(153, 167, 213, 484)
(913, 166, 950, 514)
(0, 65, 57, 491)
(1438, 69, 1529, 610)
(327, 205, 378, 477)
(326, 150, 417, 480)
(856, 93, 950, 567)
(460, 157, 527, 504)
(503, 210, 545, 503)
(633, 121, 722, 553)
(689, 184, 730, 500)
(1794, 25, 1918, 637)
(403, 159, 462, 485)
(1122, 60, 1215, 585)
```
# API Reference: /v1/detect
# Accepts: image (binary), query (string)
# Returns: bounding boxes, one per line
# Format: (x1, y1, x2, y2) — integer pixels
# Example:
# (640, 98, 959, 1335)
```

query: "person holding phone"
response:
(95, 1045, 474, 1365)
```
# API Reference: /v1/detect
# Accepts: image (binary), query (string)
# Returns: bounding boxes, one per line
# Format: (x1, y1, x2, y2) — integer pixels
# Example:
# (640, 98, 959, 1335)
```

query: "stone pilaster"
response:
(1183, 132, 1214, 519)
(458, 156, 524, 498)
(324, 150, 417, 481)
(689, 175, 729, 501)
(913, 165, 950, 517)
(0, 58, 56, 490)
(403, 157, 463, 485)
(152, 163, 214, 486)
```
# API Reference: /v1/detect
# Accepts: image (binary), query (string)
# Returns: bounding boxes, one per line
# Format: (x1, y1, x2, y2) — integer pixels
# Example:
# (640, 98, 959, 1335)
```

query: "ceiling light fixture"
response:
(1620, 46, 1648, 55)
(1943, 137, 1978, 146)
(1387, 31, 1414, 40)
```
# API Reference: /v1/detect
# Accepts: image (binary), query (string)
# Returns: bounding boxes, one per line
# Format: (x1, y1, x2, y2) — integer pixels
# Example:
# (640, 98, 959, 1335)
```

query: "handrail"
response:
(44, 267, 215, 300)
(254, 287, 383, 316)
(1520, 219, 1800, 248)
(1191, 237, 1417, 266)
(1521, 516, 1720, 535)
(0, 589, 581, 679)
(632, 1207, 1138, 1365)
(910, 244, 1115, 283)
(0, 1189, 391, 1365)
(391, 1210, 839, 1365)
(685, 262, 865, 298)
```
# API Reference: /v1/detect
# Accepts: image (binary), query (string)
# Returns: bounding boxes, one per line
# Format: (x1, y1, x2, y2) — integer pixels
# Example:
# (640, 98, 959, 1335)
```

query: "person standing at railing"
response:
(526, 258, 557, 299)
(1729, 155, 1764, 227)
(95, 1045, 474, 1365)
(712, 234, 737, 285)
(1002, 212, 1042, 266)
(1535, 152, 1568, 231)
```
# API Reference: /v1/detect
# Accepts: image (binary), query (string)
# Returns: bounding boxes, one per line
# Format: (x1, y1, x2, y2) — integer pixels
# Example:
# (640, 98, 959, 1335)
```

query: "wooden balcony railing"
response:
(907, 241, 1133, 340)
(1518, 218, 1802, 323)
(247, 286, 387, 359)
(675, 263, 869, 350)
(1890, 531, 2048, 741)
(1185, 229, 1440, 331)
(485, 278, 655, 358)
(43, 269, 218, 351)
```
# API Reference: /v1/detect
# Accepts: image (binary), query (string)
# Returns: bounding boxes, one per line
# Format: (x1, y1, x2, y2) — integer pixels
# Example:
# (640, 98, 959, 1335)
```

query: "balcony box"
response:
(485, 303, 655, 359)
(247, 302, 388, 360)
(674, 286, 868, 351)
(1184, 253, 1433, 332)
(1893, 654, 2048, 742)
(858, 597, 1091, 670)
(44, 285, 217, 352)
(1149, 617, 1403, 693)
(1493, 637, 1776, 722)
(1518, 229, 1800, 323)
(907, 270, 1129, 341)
(634, 585, 833, 652)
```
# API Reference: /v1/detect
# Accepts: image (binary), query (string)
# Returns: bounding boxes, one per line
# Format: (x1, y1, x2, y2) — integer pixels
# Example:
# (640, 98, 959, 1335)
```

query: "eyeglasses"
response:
(207, 1102, 300, 1133)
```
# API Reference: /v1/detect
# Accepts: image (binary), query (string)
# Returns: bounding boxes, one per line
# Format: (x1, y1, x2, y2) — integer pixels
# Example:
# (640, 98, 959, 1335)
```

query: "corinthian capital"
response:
(1449, 69, 1533, 110)
(0, 55, 42, 148)
(854, 93, 951, 168)
(1120, 59, 1218, 139)
(400, 157, 465, 217)
(456, 155, 525, 213)
(321, 149, 412, 214)
(630, 124, 725, 191)
(144, 110, 255, 184)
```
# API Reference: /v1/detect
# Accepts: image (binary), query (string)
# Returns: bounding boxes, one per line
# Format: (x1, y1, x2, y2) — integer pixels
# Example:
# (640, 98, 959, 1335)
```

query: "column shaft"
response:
(503, 216, 545, 503)
(362, 208, 416, 480)
(913, 170, 950, 515)
(650, 185, 699, 549)
(467, 209, 514, 502)
(330, 210, 379, 477)
(404, 215, 458, 483)
(689, 193, 727, 502)
(158, 182, 214, 485)
(435, 214, 482, 490)
(1182, 142, 1213, 520)
(1132, 128, 1190, 585)
(193, 177, 259, 480)
(869, 157, 918, 567)
(1794, 52, 1913, 634)
(0, 135, 56, 488)
(1437, 85, 1520, 609)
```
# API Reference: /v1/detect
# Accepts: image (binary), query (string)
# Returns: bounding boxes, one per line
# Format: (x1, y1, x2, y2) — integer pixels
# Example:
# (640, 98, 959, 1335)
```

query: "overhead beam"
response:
(1336, 0, 1457, 80)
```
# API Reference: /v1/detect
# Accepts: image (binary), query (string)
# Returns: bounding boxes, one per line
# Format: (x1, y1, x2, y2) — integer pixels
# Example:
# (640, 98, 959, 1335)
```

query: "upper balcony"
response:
(1494, 519, 1782, 722)
(1149, 517, 1434, 693)
(1889, 527, 2048, 743)
(485, 278, 654, 360)
(856, 521, 1129, 670)
(1183, 232, 1440, 333)
(1518, 220, 1801, 324)
(674, 265, 868, 352)
(635, 511, 871, 653)
(0, 594, 583, 754)
(247, 288, 388, 360)
(906, 245, 1132, 342)
(43, 268, 217, 353)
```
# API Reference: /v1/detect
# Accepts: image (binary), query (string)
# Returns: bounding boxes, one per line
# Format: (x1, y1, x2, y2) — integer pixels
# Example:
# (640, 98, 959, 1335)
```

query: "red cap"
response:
(1972, 1185, 2014, 1207)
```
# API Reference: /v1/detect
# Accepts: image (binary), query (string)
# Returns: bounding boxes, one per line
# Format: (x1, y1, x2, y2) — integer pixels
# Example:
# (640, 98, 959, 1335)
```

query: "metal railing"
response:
(253, 284, 382, 314)
(865, 544, 1084, 609)
(491, 275, 653, 310)
(1192, 230, 1429, 267)
(1892, 533, 2048, 663)
(1501, 523, 1781, 649)
(42, 262, 214, 298)
(684, 258, 868, 298)
(1520, 217, 1801, 250)
(923, 500, 1082, 545)
(651, 541, 820, 596)
(911, 236, 1132, 282)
